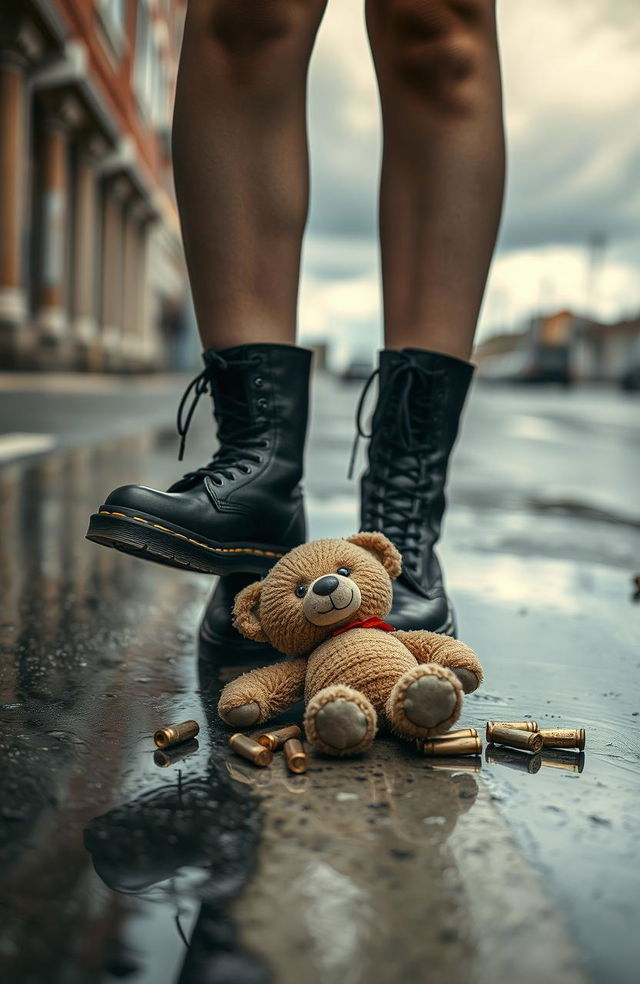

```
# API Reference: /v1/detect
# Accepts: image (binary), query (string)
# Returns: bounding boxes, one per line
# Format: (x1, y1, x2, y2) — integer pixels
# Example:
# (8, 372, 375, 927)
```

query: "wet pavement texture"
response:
(1, 374, 639, 984)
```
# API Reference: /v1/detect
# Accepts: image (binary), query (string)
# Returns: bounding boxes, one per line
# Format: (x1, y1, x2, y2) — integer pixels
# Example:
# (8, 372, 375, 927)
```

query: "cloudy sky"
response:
(299, 0, 640, 364)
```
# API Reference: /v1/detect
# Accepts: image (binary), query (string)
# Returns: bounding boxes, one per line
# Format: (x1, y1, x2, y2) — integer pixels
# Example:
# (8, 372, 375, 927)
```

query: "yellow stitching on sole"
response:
(97, 509, 284, 558)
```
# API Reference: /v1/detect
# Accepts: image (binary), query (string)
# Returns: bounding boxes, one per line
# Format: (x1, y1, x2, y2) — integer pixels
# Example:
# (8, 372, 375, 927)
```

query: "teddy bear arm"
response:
(392, 630, 483, 693)
(218, 659, 307, 726)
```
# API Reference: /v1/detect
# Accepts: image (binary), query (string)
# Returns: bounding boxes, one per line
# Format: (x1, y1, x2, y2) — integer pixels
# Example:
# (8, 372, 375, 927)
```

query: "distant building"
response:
(476, 311, 640, 383)
(573, 316, 640, 382)
(0, 0, 188, 371)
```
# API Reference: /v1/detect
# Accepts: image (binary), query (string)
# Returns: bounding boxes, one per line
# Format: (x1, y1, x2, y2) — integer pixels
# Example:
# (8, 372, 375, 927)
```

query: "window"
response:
(97, 0, 125, 57)
(134, 1, 171, 128)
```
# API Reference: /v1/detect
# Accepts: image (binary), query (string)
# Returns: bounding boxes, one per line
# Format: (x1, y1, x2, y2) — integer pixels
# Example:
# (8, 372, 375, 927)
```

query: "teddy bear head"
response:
(232, 531, 402, 656)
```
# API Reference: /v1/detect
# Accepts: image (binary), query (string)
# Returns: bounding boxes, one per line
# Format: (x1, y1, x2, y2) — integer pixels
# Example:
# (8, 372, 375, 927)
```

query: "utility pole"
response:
(585, 232, 607, 318)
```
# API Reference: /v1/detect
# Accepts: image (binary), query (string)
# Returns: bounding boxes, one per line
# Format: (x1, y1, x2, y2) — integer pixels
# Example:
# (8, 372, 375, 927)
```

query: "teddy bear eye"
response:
(295, 585, 307, 598)
(337, 567, 351, 577)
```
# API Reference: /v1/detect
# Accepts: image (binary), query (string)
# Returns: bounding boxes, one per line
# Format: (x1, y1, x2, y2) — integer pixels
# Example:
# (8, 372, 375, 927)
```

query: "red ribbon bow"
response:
(331, 616, 396, 637)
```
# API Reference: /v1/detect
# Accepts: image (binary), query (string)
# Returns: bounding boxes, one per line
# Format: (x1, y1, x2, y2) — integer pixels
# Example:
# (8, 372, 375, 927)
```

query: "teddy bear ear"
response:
(232, 580, 268, 642)
(345, 531, 402, 579)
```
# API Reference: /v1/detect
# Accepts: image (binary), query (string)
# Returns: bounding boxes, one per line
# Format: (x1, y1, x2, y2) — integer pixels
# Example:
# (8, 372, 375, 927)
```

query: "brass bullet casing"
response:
(154, 719, 200, 749)
(283, 737, 308, 774)
(229, 732, 272, 767)
(256, 724, 302, 752)
(486, 721, 538, 742)
(486, 745, 542, 774)
(487, 725, 543, 753)
(538, 728, 586, 750)
(425, 756, 482, 773)
(153, 738, 199, 768)
(431, 728, 478, 740)
(540, 749, 586, 773)
(419, 736, 482, 757)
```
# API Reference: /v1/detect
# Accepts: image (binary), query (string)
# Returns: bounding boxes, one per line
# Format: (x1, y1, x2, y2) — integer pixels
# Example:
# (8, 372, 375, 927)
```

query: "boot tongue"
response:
(377, 350, 443, 448)
(209, 366, 254, 440)
(169, 350, 261, 491)
(369, 352, 445, 584)
(203, 350, 252, 415)
(361, 349, 473, 591)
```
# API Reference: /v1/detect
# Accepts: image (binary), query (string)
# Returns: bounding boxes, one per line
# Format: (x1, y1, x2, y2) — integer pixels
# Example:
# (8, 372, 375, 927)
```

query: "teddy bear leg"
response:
(385, 663, 464, 739)
(392, 631, 483, 695)
(304, 685, 377, 757)
(218, 658, 307, 728)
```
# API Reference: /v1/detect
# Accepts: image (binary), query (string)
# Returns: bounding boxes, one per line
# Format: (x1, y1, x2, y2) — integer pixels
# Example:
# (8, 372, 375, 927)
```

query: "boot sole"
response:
(86, 507, 286, 576)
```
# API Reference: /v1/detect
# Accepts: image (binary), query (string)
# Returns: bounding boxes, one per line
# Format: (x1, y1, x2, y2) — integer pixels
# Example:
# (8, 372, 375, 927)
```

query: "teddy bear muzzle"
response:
(302, 573, 362, 627)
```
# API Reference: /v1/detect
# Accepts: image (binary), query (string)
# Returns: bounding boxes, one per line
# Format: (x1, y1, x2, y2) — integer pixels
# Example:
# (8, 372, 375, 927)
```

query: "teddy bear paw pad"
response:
(387, 665, 463, 737)
(221, 701, 261, 727)
(315, 699, 368, 750)
(403, 674, 458, 727)
(305, 687, 377, 755)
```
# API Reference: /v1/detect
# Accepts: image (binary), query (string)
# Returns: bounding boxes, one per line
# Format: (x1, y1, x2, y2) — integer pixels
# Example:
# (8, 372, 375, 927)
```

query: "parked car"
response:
(340, 360, 374, 382)
(620, 365, 640, 391)
(480, 345, 572, 385)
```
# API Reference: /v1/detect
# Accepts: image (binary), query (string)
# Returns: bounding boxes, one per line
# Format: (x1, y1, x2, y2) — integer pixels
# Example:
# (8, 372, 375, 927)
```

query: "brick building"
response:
(0, 0, 188, 371)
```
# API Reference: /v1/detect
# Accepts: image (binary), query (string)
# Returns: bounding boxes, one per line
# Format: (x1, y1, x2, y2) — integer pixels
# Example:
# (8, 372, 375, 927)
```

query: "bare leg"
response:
(172, 0, 328, 350)
(366, 0, 505, 360)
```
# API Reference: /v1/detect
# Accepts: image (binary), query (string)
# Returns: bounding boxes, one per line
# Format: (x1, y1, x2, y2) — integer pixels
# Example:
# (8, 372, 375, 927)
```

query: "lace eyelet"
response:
(213, 477, 224, 486)
(254, 377, 264, 388)
(259, 439, 269, 449)
(243, 467, 252, 475)
(257, 398, 268, 410)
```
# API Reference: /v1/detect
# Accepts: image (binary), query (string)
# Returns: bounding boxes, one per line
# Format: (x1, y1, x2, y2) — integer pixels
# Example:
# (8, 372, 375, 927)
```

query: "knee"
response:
(368, 0, 497, 114)
(190, 0, 324, 56)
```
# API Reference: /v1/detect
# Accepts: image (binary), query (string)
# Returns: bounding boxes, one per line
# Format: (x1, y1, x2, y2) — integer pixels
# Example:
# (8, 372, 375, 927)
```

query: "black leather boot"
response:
(199, 572, 268, 649)
(356, 348, 473, 635)
(87, 343, 311, 575)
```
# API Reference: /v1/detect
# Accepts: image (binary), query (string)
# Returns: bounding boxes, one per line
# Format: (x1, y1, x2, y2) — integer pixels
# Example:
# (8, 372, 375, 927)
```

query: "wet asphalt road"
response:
(0, 372, 639, 984)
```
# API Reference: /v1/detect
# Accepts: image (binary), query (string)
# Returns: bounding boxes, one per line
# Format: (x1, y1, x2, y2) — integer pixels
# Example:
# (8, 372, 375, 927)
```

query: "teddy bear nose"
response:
(312, 575, 339, 596)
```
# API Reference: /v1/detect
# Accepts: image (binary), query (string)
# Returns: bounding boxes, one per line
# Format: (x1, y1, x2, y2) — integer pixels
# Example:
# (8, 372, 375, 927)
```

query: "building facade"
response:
(572, 317, 640, 382)
(0, 0, 188, 371)
(476, 311, 640, 384)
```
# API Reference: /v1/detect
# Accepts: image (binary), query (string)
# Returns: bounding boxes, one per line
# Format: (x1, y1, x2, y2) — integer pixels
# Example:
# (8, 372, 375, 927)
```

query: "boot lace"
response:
(175, 353, 268, 483)
(350, 359, 445, 567)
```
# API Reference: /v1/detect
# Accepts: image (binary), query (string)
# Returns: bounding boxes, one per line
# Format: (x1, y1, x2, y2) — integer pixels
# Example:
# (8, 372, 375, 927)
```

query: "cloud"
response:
(306, 0, 379, 239)
(480, 242, 640, 337)
(301, 0, 640, 348)
(498, 0, 640, 251)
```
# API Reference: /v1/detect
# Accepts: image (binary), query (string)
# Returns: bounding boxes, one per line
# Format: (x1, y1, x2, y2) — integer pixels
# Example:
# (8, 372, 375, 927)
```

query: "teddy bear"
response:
(217, 532, 483, 756)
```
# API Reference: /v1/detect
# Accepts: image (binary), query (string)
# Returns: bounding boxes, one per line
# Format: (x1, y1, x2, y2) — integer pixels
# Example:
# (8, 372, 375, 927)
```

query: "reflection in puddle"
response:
(0, 437, 268, 983)
(486, 745, 543, 774)
(235, 756, 481, 983)
(540, 749, 586, 774)
(153, 739, 200, 768)
(84, 758, 266, 981)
